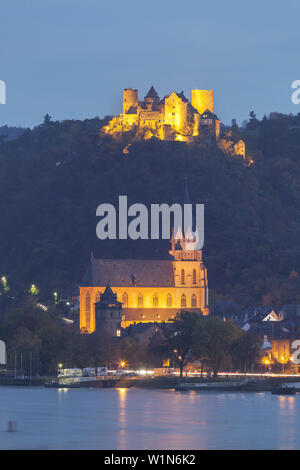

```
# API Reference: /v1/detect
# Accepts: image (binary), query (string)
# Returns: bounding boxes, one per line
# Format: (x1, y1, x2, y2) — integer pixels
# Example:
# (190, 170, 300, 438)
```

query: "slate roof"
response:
(98, 283, 121, 306)
(81, 258, 175, 287)
(175, 91, 189, 103)
(126, 106, 138, 114)
(145, 86, 159, 100)
(201, 109, 219, 120)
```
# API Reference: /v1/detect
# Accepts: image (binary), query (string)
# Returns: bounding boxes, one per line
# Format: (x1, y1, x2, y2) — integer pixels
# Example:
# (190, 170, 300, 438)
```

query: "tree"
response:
(162, 311, 199, 378)
(247, 110, 259, 130)
(230, 330, 262, 372)
(193, 317, 241, 377)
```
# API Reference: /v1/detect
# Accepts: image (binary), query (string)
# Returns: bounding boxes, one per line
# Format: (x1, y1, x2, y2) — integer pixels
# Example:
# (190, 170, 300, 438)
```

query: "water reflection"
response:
(277, 395, 296, 449)
(1, 387, 300, 449)
(279, 395, 295, 411)
(117, 388, 128, 448)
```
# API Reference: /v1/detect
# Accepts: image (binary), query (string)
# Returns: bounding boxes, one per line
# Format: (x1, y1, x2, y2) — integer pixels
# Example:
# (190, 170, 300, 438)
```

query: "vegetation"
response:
(1, 110, 300, 320)
(161, 312, 261, 377)
(0, 305, 261, 376)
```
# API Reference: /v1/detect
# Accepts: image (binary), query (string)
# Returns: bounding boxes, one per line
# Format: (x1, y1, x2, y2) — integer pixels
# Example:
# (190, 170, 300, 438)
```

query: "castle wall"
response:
(138, 110, 162, 130)
(191, 89, 214, 114)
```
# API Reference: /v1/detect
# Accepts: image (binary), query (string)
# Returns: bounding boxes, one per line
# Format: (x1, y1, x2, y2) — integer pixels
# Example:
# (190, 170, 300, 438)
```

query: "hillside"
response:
(1, 113, 300, 309)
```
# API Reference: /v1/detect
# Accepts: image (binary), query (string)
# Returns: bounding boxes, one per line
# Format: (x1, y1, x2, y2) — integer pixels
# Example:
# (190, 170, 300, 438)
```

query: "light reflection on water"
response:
(0, 386, 300, 449)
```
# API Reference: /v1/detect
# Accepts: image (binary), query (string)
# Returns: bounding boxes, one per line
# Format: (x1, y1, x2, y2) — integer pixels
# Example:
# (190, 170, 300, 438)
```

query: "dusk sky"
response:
(1, 0, 300, 128)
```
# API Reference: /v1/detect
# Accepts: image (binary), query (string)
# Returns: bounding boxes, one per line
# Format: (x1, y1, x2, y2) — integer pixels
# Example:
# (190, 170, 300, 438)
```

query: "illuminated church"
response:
(79, 210, 209, 334)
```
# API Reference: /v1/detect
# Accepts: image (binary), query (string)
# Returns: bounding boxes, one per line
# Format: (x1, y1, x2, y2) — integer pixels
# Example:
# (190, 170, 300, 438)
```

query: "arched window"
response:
(137, 293, 143, 308)
(191, 294, 197, 308)
(95, 291, 101, 302)
(122, 292, 128, 307)
(167, 293, 172, 307)
(181, 269, 185, 285)
(181, 294, 186, 308)
(153, 293, 158, 307)
(193, 269, 197, 285)
(86, 291, 91, 331)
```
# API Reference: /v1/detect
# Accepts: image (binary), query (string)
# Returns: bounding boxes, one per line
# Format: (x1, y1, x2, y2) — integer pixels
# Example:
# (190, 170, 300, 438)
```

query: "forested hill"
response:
(0, 125, 25, 141)
(1, 112, 300, 309)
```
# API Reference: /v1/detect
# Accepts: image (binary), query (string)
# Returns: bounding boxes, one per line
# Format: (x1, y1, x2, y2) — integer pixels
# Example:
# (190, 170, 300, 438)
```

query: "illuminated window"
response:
(153, 293, 158, 307)
(116, 329, 121, 337)
(191, 294, 197, 308)
(138, 293, 143, 308)
(181, 294, 186, 308)
(95, 291, 101, 302)
(122, 292, 128, 307)
(86, 291, 91, 331)
(193, 269, 197, 284)
(167, 293, 172, 307)
(181, 269, 185, 285)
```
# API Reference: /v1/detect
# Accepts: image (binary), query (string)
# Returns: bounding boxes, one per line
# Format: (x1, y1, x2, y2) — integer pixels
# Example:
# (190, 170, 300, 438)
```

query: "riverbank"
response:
(2, 375, 300, 391)
(0, 377, 44, 386)
(44, 375, 300, 392)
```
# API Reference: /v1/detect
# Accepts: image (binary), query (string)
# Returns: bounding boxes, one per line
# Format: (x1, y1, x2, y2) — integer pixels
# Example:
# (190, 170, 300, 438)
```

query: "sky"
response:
(1, 0, 300, 128)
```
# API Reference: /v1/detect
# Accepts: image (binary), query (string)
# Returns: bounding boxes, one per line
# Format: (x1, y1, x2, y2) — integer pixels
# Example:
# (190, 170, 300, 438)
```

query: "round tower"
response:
(123, 88, 138, 114)
(191, 90, 214, 115)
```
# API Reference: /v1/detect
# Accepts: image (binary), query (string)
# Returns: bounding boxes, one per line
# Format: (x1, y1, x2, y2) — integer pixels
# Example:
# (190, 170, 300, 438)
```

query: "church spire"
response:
(169, 178, 202, 261)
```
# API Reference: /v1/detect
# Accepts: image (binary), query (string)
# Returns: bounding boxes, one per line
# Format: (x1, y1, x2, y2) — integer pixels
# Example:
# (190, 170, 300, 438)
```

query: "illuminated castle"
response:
(102, 86, 220, 142)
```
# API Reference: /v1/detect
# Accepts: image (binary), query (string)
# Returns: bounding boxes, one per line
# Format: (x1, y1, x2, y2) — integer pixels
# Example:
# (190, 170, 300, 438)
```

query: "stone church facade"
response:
(80, 234, 209, 334)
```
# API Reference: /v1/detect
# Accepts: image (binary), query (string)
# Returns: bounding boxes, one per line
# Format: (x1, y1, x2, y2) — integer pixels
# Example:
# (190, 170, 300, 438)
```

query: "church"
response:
(79, 228, 209, 335)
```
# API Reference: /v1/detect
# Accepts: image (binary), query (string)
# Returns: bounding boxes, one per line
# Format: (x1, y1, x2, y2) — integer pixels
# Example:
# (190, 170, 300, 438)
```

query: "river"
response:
(0, 386, 299, 449)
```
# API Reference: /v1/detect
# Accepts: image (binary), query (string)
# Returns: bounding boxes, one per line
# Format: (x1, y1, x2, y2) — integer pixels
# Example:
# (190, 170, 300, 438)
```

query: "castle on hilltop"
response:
(102, 86, 221, 143)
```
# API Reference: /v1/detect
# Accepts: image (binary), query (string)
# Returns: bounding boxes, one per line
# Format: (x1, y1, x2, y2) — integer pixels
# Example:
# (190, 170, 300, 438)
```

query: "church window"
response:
(86, 292, 91, 331)
(181, 294, 186, 308)
(167, 293, 172, 307)
(122, 292, 128, 307)
(153, 293, 158, 307)
(181, 269, 185, 284)
(193, 269, 197, 285)
(95, 291, 101, 302)
(191, 294, 197, 308)
(138, 293, 143, 308)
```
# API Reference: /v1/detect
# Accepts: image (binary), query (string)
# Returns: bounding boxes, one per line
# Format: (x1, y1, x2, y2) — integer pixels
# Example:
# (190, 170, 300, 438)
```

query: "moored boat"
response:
(271, 384, 296, 395)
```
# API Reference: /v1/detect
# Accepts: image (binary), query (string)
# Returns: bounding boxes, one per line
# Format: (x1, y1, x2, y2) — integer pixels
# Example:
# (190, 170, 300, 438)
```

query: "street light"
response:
(281, 356, 285, 374)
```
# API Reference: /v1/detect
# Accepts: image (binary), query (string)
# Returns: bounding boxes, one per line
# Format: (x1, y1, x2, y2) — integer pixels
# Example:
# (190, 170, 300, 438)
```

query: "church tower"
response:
(169, 179, 209, 314)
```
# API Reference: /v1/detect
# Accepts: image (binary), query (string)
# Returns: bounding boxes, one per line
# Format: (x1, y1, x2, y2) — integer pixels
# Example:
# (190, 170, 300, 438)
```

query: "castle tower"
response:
(191, 90, 214, 115)
(123, 88, 138, 114)
(95, 283, 122, 336)
(144, 86, 160, 111)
